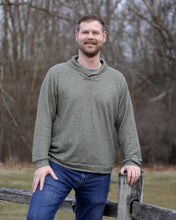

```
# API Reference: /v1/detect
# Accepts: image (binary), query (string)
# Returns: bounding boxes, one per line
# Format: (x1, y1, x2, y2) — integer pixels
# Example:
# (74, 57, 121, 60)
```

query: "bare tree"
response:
(0, 0, 175, 165)
(127, 0, 176, 165)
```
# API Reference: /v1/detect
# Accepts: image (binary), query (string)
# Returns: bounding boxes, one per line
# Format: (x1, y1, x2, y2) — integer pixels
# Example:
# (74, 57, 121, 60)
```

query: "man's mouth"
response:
(85, 41, 97, 45)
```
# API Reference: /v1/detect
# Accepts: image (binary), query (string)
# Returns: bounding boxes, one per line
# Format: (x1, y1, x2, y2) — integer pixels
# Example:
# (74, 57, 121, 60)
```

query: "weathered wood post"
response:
(117, 171, 144, 220)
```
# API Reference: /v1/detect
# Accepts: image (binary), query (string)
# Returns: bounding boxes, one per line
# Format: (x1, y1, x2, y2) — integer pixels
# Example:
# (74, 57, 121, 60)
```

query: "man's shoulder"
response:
(44, 62, 70, 81)
(106, 65, 126, 82)
(49, 62, 69, 73)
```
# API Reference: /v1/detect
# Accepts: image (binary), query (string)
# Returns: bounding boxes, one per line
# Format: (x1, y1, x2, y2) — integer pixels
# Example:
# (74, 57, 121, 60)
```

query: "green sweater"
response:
(32, 56, 142, 173)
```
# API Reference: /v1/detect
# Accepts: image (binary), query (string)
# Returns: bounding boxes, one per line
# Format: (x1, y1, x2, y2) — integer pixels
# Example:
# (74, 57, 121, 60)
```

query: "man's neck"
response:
(77, 51, 102, 69)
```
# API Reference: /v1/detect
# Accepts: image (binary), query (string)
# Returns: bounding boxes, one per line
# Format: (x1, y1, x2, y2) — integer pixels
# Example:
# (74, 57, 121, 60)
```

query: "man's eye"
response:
(82, 31, 89, 34)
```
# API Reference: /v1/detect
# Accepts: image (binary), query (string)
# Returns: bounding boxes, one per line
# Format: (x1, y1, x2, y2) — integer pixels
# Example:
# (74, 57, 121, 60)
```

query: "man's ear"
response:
(103, 31, 107, 43)
(75, 31, 78, 42)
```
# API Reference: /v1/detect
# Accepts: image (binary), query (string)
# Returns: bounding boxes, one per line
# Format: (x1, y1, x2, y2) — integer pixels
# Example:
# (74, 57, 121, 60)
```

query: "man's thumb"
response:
(120, 167, 125, 175)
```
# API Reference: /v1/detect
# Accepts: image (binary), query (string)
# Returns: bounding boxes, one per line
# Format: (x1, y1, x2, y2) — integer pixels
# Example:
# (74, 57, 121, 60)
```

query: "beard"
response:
(77, 40, 102, 57)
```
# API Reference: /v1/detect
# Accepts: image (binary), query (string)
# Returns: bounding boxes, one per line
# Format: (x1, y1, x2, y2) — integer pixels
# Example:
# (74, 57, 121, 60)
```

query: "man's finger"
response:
(39, 175, 46, 191)
(130, 171, 136, 185)
(32, 176, 39, 193)
(130, 171, 140, 185)
(49, 168, 58, 180)
(127, 170, 132, 184)
(120, 167, 125, 175)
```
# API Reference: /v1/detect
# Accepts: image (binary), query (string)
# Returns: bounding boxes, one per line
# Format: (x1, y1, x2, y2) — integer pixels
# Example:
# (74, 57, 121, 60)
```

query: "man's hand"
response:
(32, 166, 58, 193)
(120, 165, 141, 186)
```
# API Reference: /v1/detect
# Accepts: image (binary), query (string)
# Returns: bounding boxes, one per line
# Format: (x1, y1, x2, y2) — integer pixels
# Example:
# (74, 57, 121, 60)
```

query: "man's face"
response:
(75, 20, 107, 57)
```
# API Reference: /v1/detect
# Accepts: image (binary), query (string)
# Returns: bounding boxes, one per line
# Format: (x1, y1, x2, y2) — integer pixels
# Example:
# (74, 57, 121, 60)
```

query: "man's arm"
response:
(115, 78, 142, 185)
(32, 70, 58, 191)
(32, 70, 57, 168)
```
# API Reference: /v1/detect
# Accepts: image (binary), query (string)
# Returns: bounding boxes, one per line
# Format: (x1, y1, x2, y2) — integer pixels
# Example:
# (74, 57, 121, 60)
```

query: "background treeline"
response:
(0, 0, 175, 166)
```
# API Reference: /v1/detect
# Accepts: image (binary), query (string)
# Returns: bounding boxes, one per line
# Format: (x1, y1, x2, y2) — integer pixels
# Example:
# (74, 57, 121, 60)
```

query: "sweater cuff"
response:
(35, 159, 50, 169)
(122, 160, 141, 167)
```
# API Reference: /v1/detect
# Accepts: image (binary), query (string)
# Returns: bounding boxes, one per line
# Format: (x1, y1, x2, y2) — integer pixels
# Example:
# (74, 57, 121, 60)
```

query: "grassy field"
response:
(0, 165, 176, 219)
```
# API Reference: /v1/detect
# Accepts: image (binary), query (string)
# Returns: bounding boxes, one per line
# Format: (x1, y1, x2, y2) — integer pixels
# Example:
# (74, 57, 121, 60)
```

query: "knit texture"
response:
(32, 56, 142, 173)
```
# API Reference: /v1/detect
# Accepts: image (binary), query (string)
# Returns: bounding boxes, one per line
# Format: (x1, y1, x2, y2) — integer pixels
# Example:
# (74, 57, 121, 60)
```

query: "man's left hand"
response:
(120, 165, 141, 185)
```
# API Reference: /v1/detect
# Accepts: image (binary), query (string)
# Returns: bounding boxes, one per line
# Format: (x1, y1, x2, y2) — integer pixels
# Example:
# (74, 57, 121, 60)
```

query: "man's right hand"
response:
(32, 165, 58, 193)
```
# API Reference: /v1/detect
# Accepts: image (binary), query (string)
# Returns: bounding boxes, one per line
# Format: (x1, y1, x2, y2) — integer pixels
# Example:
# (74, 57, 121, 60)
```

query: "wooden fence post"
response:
(117, 171, 144, 220)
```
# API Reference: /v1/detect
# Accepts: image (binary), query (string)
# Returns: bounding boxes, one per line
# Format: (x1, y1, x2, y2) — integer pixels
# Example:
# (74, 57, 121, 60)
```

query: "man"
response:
(27, 15, 142, 220)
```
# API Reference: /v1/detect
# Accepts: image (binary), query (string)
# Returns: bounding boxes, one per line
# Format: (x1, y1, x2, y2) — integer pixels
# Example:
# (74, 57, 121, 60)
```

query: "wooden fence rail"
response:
(0, 187, 117, 218)
(0, 172, 176, 219)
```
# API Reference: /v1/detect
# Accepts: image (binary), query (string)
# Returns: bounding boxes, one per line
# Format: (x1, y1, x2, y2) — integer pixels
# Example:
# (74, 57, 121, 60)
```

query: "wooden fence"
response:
(0, 172, 176, 219)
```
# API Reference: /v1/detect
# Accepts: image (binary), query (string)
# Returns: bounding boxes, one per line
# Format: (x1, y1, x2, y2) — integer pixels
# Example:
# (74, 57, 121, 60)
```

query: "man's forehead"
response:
(79, 20, 103, 30)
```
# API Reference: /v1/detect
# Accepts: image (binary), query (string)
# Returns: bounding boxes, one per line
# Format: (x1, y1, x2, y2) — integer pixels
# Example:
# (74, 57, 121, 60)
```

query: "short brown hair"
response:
(77, 14, 105, 31)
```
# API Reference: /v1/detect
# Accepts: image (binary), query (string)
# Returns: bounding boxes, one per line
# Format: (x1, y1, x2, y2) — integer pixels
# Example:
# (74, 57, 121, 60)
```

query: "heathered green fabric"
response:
(32, 55, 142, 173)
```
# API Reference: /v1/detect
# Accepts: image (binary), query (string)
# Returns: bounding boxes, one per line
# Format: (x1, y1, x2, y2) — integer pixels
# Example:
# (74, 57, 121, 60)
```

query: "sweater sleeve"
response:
(32, 70, 57, 169)
(115, 78, 142, 167)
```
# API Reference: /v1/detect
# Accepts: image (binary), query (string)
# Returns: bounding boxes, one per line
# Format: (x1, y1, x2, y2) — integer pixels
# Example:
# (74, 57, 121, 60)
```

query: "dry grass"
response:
(0, 165, 176, 219)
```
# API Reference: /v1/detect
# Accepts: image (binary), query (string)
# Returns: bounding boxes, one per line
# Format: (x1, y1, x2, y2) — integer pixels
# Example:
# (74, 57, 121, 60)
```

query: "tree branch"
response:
(0, 80, 31, 151)
(128, 5, 160, 29)
(128, 3, 175, 52)
(0, 1, 71, 23)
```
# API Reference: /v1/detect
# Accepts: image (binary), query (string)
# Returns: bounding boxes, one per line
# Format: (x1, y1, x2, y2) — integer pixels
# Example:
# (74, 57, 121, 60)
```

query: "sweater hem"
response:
(50, 158, 112, 174)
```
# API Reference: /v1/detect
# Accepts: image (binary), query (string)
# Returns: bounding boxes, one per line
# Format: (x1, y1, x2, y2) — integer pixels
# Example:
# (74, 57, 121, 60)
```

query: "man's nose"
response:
(87, 32, 94, 39)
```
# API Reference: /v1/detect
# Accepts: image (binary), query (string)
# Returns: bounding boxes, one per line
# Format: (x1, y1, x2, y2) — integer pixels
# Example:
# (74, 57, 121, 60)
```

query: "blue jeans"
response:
(27, 162, 111, 220)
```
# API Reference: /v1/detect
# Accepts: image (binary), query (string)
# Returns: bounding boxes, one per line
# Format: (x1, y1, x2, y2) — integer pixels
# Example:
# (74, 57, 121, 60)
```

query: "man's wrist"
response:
(35, 159, 49, 169)
(122, 160, 141, 167)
